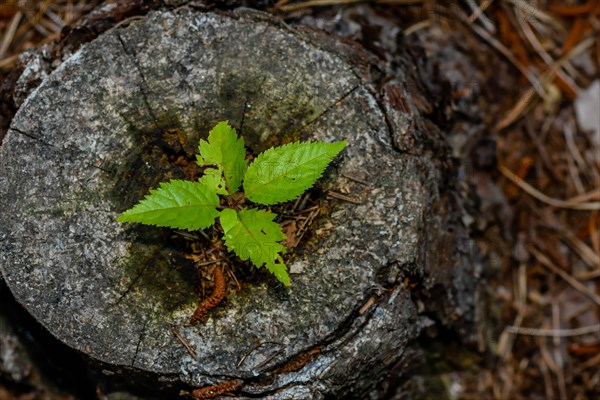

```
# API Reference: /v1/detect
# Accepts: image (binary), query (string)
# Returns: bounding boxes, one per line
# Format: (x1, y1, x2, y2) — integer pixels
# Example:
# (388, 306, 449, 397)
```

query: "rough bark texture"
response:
(0, 5, 475, 398)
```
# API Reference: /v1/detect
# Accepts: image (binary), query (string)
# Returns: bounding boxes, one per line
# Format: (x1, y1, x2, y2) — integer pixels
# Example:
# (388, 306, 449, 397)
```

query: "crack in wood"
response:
(105, 259, 151, 312)
(131, 318, 149, 367)
(10, 127, 57, 149)
(116, 32, 160, 130)
(295, 84, 361, 135)
(9, 128, 113, 175)
(164, 50, 199, 128)
(374, 89, 406, 154)
(238, 75, 266, 134)
(234, 291, 385, 397)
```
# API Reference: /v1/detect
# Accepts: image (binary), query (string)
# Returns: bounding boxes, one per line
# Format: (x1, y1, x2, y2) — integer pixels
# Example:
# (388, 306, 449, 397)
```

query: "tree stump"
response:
(0, 6, 474, 398)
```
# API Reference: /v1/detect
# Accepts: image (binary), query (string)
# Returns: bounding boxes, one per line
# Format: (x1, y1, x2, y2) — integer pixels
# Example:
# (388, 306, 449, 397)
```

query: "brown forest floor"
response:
(1, 1, 599, 399)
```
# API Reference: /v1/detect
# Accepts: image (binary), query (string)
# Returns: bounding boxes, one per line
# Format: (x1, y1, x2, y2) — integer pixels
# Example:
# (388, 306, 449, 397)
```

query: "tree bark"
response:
(0, 5, 475, 398)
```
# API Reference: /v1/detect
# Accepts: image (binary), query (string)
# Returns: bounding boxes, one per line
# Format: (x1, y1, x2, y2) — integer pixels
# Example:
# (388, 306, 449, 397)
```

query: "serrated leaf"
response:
(220, 208, 290, 286)
(117, 180, 220, 231)
(196, 121, 247, 194)
(243, 140, 347, 205)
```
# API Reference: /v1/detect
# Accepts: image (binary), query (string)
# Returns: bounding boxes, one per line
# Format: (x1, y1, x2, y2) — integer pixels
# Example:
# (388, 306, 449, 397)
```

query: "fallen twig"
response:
(530, 246, 600, 306)
(498, 164, 600, 210)
(171, 327, 198, 359)
(327, 190, 361, 204)
(506, 323, 600, 337)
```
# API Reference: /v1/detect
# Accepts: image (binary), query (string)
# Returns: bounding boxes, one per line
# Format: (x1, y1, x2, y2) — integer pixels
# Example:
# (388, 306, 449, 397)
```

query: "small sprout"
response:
(118, 121, 347, 286)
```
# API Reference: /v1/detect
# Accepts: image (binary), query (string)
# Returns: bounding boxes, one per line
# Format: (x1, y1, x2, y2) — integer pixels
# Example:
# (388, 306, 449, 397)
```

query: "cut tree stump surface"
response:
(0, 6, 471, 398)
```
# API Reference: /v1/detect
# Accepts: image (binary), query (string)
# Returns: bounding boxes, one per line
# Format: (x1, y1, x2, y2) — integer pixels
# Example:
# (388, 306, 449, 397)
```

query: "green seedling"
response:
(118, 121, 346, 286)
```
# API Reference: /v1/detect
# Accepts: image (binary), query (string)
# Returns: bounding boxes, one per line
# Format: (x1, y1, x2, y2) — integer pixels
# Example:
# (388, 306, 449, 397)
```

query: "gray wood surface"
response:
(0, 6, 473, 398)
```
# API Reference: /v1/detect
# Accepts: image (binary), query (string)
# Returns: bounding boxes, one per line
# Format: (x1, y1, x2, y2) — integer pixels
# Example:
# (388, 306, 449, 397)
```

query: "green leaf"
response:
(117, 180, 220, 231)
(220, 208, 290, 286)
(199, 167, 228, 195)
(243, 140, 347, 205)
(197, 121, 247, 194)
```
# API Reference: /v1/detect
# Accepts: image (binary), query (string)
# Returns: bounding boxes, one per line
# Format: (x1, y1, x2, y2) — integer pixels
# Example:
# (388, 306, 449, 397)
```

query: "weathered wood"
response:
(0, 6, 474, 398)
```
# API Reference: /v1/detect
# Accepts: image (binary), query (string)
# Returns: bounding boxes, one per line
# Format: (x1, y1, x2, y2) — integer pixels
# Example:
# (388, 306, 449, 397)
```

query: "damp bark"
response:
(0, 6, 475, 398)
